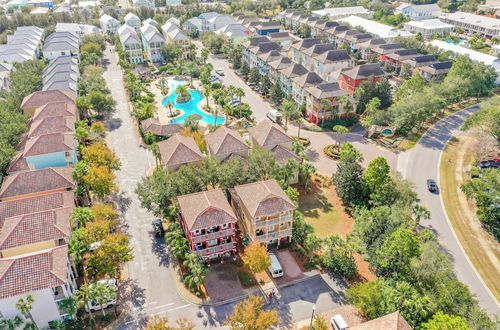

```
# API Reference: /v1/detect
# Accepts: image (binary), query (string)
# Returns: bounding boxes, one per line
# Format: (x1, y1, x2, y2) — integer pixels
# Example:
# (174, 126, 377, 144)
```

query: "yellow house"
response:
(230, 179, 296, 246)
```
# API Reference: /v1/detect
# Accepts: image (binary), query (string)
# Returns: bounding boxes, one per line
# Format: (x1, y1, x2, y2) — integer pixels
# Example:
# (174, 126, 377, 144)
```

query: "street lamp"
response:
(309, 306, 316, 328)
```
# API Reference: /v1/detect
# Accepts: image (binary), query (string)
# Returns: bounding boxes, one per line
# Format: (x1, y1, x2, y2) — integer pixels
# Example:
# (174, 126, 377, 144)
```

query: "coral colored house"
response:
(177, 189, 237, 261)
(338, 63, 386, 96)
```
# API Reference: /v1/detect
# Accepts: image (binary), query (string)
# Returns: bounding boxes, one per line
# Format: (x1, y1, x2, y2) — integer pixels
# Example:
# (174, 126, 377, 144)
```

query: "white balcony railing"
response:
(194, 242, 236, 256)
(254, 215, 292, 229)
(253, 228, 293, 241)
(191, 228, 235, 244)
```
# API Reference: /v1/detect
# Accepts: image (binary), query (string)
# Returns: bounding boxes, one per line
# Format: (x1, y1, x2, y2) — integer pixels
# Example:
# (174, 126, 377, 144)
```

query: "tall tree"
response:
(280, 100, 300, 127)
(241, 242, 271, 274)
(333, 153, 365, 207)
(16, 295, 37, 330)
(421, 312, 469, 330)
(145, 316, 194, 330)
(224, 296, 279, 330)
(375, 228, 421, 277)
(91, 281, 116, 317)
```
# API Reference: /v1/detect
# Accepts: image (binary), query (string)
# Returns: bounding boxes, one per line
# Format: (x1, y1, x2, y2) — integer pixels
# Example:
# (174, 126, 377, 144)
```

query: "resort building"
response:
(42, 31, 80, 61)
(336, 16, 413, 42)
(55, 23, 101, 37)
(311, 7, 373, 20)
(0, 167, 75, 202)
(230, 180, 296, 246)
(124, 12, 141, 31)
(118, 25, 144, 64)
(158, 133, 203, 171)
(430, 40, 500, 83)
(338, 63, 386, 95)
(404, 19, 454, 39)
(42, 56, 79, 93)
(305, 82, 349, 125)
(177, 189, 237, 261)
(140, 118, 183, 137)
(21, 90, 76, 116)
(140, 23, 165, 62)
(395, 3, 442, 21)
(206, 126, 250, 161)
(0, 246, 77, 329)
(0, 26, 44, 64)
(32, 101, 78, 122)
(99, 14, 120, 35)
(311, 49, 353, 82)
(439, 12, 500, 38)
(419, 61, 453, 81)
(161, 22, 190, 55)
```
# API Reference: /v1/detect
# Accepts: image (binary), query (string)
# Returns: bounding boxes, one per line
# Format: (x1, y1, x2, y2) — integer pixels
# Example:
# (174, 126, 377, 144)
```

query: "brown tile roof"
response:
(32, 101, 77, 121)
(0, 167, 75, 200)
(140, 118, 184, 137)
(177, 189, 237, 231)
(231, 179, 296, 218)
(21, 90, 76, 110)
(350, 311, 412, 330)
(0, 191, 75, 221)
(206, 126, 249, 157)
(0, 245, 68, 299)
(27, 116, 75, 139)
(158, 134, 203, 167)
(22, 133, 74, 157)
(0, 207, 72, 250)
(7, 153, 31, 173)
(248, 120, 293, 147)
(272, 145, 300, 165)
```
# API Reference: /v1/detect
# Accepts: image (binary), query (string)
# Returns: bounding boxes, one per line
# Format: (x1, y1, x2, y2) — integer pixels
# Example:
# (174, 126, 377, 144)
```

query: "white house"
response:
(311, 7, 373, 20)
(118, 25, 144, 64)
(124, 12, 141, 31)
(99, 14, 120, 35)
(395, 3, 442, 21)
(337, 16, 413, 42)
(140, 23, 165, 62)
(0, 246, 77, 329)
(42, 32, 80, 60)
(183, 12, 236, 32)
(430, 40, 500, 84)
(132, 0, 154, 8)
(55, 23, 101, 37)
(404, 19, 454, 39)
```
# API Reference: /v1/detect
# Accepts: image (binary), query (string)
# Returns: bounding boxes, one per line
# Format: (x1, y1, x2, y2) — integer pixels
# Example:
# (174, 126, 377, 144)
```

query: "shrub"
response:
(321, 113, 359, 129)
(237, 271, 257, 287)
(323, 145, 341, 160)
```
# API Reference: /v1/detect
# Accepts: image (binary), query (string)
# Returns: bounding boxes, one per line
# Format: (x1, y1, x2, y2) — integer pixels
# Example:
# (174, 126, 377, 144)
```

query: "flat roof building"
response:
(404, 19, 454, 39)
(439, 12, 500, 38)
(337, 16, 413, 41)
(312, 7, 373, 20)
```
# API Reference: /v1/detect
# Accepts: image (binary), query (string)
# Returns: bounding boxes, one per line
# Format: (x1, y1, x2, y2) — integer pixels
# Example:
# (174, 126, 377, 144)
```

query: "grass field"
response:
(440, 136, 500, 301)
(298, 187, 341, 238)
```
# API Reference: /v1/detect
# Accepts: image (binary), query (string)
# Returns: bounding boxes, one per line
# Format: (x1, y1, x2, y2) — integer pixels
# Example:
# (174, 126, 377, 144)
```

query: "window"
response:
(222, 223, 228, 229)
(208, 239, 218, 247)
(269, 225, 275, 231)
(194, 229, 201, 235)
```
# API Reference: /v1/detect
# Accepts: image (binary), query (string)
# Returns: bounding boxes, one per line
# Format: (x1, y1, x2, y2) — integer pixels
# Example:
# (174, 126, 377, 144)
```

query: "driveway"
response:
(404, 105, 500, 315)
(273, 249, 305, 285)
(205, 264, 246, 303)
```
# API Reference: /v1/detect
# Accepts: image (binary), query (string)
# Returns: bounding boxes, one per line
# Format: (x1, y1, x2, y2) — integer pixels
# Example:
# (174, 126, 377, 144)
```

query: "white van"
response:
(85, 279, 117, 313)
(267, 253, 283, 278)
(331, 314, 349, 330)
(266, 109, 282, 124)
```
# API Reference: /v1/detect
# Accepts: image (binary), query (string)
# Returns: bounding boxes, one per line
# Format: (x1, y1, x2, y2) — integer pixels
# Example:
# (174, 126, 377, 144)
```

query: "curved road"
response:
(404, 106, 500, 315)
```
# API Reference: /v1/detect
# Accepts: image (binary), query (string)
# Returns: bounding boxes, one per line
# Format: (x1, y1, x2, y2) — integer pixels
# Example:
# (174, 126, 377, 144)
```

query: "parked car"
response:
(479, 159, 500, 169)
(254, 85, 260, 92)
(215, 69, 224, 76)
(427, 179, 437, 192)
(209, 75, 219, 83)
(85, 279, 117, 312)
(266, 109, 282, 124)
(267, 253, 283, 278)
(152, 219, 164, 237)
(331, 315, 349, 330)
(231, 98, 242, 107)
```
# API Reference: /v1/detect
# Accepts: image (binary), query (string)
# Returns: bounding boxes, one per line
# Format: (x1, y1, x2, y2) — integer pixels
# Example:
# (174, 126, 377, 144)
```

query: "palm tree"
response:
(201, 48, 209, 64)
(16, 295, 37, 330)
(159, 77, 167, 95)
(149, 142, 161, 168)
(183, 253, 202, 270)
(171, 237, 189, 259)
(235, 87, 245, 102)
(280, 100, 299, 127)
(227, 85, 236, 103)
(296, 118, 304, 140)
(58, 296, 78, 320)
(184, 262, 208, 292)
(332, 125, 349, 146)
(320, 99, 334, 126)
(336, 95, 349, 114)
(184, 61, 196, 86)
(0, 316, 23, 330)
(91, 282, 116, 317)
(175, 85, 189, 102)
(76, 284, 95, 322)
(203, 84, 212, 109)
(223, 104, 232, 126)
(166, 100, 175, 116)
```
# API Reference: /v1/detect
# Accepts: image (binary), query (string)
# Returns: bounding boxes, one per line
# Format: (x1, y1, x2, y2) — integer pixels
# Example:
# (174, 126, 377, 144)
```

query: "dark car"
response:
(152, 219, 164, 237)
(427, 179, 437, 192)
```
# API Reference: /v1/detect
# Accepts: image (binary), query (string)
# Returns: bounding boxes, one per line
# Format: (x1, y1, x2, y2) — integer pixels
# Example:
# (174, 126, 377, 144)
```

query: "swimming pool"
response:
(445, 39, 465, 46)
(162, 80, 225, 125)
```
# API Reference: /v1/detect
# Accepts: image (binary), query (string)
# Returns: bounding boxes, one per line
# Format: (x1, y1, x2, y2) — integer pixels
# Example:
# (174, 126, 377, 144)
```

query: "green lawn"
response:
(298, 188, 341, 238)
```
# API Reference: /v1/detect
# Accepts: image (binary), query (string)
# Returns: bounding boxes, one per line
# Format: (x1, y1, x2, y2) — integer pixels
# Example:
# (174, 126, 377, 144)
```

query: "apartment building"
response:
(177, 189, 237, 261)
(404, 19, 454, 39)
(395, 3, 442, 21)
(439, 11, 500, 38)
(118, 25, 144, 64)
(338, 63, 386, 95)
(230, 180, 296, 246)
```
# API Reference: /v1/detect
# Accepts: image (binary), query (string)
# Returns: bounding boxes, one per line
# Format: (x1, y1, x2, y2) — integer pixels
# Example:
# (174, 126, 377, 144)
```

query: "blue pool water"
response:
(163, 80, 225, 125)
(445, 39, 465, 45)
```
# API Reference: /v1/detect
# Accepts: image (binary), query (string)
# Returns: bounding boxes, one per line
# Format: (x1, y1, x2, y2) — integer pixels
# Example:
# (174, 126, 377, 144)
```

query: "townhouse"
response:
(419, 61, 453, 81)
(395, 3, 442, 21)
(230, 179, 296, 246)
(305, 81, 349, 124)
(290, 38, 321, 65)
(118, 25, 144, 64)
(268, 32, 299, 46)
(21, 90, 77, 116)
(206, 126, 250, 162)
(183, 12, 237, 32)
(140, 22, 165, 63)
(141, 118, 184, 137)
(42, 57, 79, 93)
(338, 63, 386, 95)
(0, 26, 43, 63)
(124, 12, 141, 31)
(0, 63, 13, 92)
(355, 38, 387, 60)
(100, 14, 120, 35)
(439, 11, 500, 38)
(216, 24, 252, 45)
(177, 189, 237, 261)
(254, 21, 282, 36)
(384, 49, 420, 70)
(404, 19, 454, 39)
(161, 22, 190, 56)
(402, 54, 437, 70)
(43, 31, 80, 61)
(370, 43, 405, 62)
(313, 49, 353, 82)
(158, 133, 203, 171)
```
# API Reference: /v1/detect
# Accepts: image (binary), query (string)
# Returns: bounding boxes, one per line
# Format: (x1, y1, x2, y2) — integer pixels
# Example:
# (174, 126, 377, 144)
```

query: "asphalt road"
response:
(103, 46, 349, 329)
(404, 106, 500, 315)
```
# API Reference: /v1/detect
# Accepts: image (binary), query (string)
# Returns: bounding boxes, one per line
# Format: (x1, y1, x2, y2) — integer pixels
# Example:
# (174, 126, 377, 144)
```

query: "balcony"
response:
(253, 228, 293, 241)
(194, 242, 236, 256)
(254, 215, 292, 229)
(191, 228, 235, 244)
